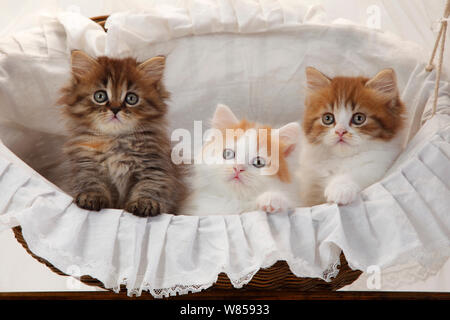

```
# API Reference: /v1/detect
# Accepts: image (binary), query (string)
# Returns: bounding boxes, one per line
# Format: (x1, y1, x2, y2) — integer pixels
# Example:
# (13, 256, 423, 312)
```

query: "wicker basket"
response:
(11, 15, 362, 297)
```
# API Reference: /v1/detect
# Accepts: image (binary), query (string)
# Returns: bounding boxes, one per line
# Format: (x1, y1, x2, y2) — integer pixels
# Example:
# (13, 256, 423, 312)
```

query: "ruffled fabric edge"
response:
(15, 191, 343, 297)
(0, 113, 448, 297)
(0, 136, 343, 297)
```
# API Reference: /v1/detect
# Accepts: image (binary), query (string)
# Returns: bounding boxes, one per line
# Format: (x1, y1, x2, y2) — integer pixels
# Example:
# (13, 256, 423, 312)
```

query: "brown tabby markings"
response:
(59, 51, 185, 216)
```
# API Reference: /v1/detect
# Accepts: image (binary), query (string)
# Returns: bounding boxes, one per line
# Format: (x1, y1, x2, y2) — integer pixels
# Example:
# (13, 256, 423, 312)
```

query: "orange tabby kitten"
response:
(299, 67, 406, 206)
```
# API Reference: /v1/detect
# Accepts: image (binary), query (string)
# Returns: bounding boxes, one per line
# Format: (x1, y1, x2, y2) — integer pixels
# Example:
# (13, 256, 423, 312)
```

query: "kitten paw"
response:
(125, 198, 162, 217)
(257, 192, 292, 213)
(75, 192, 110, 211)
(324, 179, 360, 205)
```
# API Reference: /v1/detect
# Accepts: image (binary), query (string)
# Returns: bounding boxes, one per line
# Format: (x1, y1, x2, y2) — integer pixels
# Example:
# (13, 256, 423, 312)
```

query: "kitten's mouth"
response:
(230, 174, 243, 183)
(336, 137, 350, 145)
(110, 115, 122, 123)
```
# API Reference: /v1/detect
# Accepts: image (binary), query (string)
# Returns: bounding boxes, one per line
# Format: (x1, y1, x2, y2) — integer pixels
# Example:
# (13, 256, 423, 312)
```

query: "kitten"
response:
(182, 104, 301, 216)
(58, 50, 186, 216)
(299, 67, 406, 206)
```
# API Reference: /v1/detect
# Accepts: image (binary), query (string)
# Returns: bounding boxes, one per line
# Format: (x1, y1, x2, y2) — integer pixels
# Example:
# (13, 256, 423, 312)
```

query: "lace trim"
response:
(111, 268, 262, 298)
(109, 260, 342, 298)
(26, 229, 340, 298)
(229, 269, 260, 289)
(322, 259, 341, 282)
(25, 226, 450, 296)
(343, 244, 450, 290)
(113, 280, 216, 298)
(380, 245, 450, 289)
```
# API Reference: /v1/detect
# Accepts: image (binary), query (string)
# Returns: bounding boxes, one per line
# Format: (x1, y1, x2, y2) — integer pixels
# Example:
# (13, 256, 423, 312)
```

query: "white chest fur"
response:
(298, 135, 404, 206)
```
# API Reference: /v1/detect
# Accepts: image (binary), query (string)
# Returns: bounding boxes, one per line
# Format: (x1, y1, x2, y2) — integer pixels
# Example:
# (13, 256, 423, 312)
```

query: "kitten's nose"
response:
(110, 107, 121, 115)
(335, 127, 348, 137)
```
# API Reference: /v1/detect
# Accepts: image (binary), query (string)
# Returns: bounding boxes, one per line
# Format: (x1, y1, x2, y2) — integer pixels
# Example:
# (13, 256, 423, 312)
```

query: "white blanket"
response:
(0, 1, 449, 297)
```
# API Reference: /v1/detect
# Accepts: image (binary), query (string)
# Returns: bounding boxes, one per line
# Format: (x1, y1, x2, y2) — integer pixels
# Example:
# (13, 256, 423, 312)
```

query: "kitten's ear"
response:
(306, 67, 331, 91)
(278, 122, 301, 157)
(365, 68, 399, 102)
(137, 56, 166, 82)
(212, 104, 239, 129)
(71, 50, 99, 78)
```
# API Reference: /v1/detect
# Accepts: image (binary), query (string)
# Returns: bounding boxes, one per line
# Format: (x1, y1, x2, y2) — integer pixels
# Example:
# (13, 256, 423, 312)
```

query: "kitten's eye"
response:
(125, 92, 139, 106)
(252, 156, 266, 168)
(351, 112, 366, 125)
(322, 113, 335, 125)
(93, 90, 108, 104)
(223, 148, 235, 160)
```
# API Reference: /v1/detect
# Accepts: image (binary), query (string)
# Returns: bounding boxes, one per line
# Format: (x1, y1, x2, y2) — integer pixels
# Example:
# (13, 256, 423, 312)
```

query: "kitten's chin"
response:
(226, 175, 255, 196)
(331, 142, 359, 157)
(229, 178, 247, 189)
(95, 121, 135, 135)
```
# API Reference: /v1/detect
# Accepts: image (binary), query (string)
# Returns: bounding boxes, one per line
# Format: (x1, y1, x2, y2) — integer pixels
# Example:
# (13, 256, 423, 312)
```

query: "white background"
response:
(0, 0, 448, 293)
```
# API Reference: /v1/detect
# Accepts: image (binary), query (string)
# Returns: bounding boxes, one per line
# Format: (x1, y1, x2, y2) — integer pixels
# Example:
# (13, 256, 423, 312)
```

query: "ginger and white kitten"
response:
(182, 104, 301, 216)
(299, 67, 406, 206)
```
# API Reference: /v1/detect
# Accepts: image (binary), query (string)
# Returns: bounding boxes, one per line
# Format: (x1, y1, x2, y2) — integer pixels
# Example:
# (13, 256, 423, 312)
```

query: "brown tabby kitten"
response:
(58, 50, 185, 216)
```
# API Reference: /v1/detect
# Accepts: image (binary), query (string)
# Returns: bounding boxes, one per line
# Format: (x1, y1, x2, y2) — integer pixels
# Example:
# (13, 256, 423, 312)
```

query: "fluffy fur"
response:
(182, 104, 301, 216)
(299, 67, 406, 206)
(59, 50, 186, 216)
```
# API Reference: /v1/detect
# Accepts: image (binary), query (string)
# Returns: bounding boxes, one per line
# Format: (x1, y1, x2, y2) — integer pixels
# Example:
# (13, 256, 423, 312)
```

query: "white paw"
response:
(257, 192, 292, 213)
(324, 179, 360, 205)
